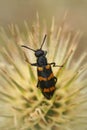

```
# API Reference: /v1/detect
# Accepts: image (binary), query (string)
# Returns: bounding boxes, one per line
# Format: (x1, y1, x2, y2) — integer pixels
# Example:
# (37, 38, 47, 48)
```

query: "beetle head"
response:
(21, 34, 47, 57)
(35, 49, 47, 57)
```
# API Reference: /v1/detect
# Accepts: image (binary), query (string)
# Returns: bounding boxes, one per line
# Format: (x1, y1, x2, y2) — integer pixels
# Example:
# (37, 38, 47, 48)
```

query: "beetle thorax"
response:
(37, 56, 47, 66)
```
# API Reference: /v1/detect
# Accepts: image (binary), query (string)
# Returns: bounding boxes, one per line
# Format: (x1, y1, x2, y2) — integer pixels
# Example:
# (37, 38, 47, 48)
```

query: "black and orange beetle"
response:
(21, 35, 63, 99)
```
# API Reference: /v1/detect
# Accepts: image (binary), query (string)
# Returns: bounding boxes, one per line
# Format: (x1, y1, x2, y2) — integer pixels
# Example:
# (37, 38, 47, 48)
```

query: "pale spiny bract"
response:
(0, 14, 87, 130)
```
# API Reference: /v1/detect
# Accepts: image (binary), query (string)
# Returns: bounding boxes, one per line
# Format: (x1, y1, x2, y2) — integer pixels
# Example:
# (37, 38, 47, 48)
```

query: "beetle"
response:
(21, 35, 63, 99)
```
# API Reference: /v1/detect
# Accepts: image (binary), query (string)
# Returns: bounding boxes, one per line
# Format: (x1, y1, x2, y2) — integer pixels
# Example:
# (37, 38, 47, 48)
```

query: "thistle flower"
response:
(0, 14, 87, 130)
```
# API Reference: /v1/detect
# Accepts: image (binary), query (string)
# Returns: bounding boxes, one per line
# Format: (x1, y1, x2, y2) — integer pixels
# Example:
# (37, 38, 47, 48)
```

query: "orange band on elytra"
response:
(37, 65, 51, 72)
(38, 76, 47, 81)
(47, 73, 54, 80)
(45, 64, 51, 69)
(38, 73, 54, 81)
(37, 67, 43, 71)
(43, 86, 55, 92)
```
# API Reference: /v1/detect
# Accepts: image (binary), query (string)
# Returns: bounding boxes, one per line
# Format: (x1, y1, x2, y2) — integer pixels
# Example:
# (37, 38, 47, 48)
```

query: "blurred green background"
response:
(0, 0, 87, 54)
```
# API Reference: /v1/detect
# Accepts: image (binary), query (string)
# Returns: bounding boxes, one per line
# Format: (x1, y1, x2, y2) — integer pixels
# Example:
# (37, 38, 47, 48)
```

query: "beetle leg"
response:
(23, 52, 37, 66)
(36, 81, 40, 88)
(50, 62, 63, 67)
(30, 63, 37, 66)
(26, 60, 37, 66)
(54, 77, 57, 83)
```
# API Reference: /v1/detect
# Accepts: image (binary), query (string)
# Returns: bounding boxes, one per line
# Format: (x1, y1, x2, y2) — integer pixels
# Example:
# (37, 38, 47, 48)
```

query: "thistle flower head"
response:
(0, 14, 87, 130)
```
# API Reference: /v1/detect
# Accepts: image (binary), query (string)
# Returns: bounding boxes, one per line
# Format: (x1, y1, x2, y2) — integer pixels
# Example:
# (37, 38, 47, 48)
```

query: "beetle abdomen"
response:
(37, 65, 57, 99)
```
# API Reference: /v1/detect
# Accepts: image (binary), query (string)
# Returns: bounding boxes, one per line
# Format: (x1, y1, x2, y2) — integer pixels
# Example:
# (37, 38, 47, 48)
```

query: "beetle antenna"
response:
(21, 45, 36, 52)
(40, 34, 47, 50)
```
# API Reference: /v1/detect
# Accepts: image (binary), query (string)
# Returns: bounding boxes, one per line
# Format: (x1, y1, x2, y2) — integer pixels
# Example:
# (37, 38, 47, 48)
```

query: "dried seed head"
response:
(0, 14, 87, 130)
